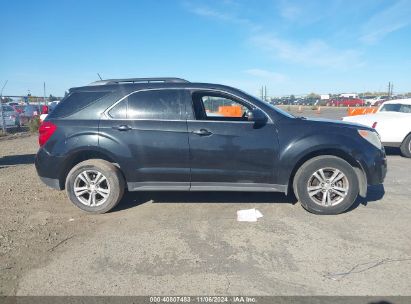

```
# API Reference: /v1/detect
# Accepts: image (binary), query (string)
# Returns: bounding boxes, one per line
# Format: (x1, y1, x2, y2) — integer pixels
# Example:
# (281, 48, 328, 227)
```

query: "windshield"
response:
(380, 103, 411, 113)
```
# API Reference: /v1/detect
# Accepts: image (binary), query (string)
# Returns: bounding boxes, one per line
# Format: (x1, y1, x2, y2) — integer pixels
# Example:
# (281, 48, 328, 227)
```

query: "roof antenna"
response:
(97, 73, 103, 80)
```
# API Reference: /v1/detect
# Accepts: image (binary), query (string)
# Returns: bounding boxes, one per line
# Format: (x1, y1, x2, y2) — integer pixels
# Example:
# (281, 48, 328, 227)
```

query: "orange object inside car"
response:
(218, 105, 243, 117)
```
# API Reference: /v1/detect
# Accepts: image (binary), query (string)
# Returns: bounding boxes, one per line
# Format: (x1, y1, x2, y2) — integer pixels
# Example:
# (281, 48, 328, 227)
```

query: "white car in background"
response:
(0, 105, 21, 128)
(343, 98, 411, 158)
(366, 96, 388, 106)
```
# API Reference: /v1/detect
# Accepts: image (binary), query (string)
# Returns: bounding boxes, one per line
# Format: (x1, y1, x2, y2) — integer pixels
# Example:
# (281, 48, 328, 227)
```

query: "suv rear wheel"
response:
(65, 159, 125, 213)
(293, 156, 359, 215)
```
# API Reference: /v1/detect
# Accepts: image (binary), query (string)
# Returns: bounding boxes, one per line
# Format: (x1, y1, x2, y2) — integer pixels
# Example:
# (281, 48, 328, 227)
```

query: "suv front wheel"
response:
(65, 159, 125, 213)
(293, 156, 359, 215)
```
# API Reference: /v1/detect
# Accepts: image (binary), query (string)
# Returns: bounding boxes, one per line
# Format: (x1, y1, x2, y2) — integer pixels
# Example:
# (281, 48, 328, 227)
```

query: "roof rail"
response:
(89, 77, 190, 86)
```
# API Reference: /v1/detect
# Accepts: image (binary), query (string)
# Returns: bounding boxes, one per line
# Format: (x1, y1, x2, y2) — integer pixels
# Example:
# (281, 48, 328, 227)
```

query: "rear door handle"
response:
(113, 125, 132, 131)
(192, 129, 212, 136)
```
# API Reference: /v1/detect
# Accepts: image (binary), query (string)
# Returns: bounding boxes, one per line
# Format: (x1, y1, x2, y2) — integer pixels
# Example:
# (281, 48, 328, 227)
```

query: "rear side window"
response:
(50, 91, 108, 118)
(108, 89, 184, 120)
(108, 99, 127, 119)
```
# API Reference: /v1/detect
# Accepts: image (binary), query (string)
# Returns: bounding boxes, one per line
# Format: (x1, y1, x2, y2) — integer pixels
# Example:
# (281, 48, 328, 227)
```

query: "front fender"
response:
(276, 130, 369, 187)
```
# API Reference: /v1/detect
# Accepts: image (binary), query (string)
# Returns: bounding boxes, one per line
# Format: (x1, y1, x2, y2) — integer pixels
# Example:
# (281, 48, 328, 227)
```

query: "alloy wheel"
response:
(73, 170, 110, 206)
(307, 167, 349, 207)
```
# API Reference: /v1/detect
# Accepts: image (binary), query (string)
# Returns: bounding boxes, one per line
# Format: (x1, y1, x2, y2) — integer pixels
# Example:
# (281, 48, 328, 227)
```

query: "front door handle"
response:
(192, 129, 212, 136)
(114, 125, 132, 131)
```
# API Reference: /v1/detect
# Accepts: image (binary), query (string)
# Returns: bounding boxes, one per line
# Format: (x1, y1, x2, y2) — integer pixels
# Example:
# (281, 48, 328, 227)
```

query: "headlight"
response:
(358, 129, 382, 149)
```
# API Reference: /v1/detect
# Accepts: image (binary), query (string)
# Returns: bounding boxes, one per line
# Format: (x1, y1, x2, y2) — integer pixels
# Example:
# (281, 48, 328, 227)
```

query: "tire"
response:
(65, 159, 125, 213)
(293, 156, 359, 215)
(400, 134, 411, 158)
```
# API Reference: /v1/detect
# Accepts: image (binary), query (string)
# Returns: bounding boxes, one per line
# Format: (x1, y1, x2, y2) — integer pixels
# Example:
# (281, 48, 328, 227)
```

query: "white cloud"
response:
(360, 0, 411, 44)
(183, 2, 260, 31)
(250, 34, 363, 69)
(183, 1, 364, 70)
(280, 4, 301, 20)
(244, 68, 286, 82)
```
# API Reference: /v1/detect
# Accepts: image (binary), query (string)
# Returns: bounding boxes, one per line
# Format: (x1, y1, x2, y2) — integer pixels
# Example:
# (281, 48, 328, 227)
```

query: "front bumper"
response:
(363, 148, 387, 185)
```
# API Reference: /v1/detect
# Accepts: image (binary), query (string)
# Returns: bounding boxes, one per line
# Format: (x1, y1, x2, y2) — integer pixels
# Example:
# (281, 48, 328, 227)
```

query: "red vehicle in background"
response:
(327, 98, 365, 107)
(11, 104, 25, 114)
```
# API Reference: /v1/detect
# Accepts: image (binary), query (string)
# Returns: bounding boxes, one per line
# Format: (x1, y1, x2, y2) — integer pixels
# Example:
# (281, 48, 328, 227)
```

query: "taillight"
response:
(372, 122, 378, 129)
(38, 121, 57, 146)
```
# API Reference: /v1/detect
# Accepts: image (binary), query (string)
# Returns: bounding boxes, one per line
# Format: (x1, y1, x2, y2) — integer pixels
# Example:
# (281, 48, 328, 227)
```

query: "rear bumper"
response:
(39, 176, 62, 190)
(382, 142, 401, 148)
(35, 148, 65, 190)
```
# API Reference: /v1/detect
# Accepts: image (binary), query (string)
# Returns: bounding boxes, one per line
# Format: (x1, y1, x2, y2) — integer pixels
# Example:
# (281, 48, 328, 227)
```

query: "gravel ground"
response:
(0, 109, 410, 296)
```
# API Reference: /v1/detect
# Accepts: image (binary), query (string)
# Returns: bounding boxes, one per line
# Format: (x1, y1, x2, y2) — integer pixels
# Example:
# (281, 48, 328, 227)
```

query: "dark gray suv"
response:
(35, 78, 387, 214)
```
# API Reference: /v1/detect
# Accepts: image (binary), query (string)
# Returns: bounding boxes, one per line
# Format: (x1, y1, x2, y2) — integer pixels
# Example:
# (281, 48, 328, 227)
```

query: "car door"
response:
(186, 89, 281, 191)
(99, 89, 190, 190)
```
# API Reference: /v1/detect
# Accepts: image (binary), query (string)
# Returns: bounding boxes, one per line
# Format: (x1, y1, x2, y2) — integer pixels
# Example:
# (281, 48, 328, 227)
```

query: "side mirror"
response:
(247, 108, 267, 124)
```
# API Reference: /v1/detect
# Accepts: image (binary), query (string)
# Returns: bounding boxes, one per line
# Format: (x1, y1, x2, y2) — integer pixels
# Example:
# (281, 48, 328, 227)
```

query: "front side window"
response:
(108, 89, 184, 120)
(192, 92, 252, 121)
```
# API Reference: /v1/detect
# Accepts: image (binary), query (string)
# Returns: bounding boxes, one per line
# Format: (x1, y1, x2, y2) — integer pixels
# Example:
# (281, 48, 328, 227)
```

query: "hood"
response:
(301, 116, 371, 130)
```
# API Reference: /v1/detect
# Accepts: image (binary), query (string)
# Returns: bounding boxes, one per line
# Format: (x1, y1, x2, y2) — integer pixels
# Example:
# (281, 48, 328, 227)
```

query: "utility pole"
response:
(0, 80, 8, 134)
(44, 82, 47, 106)
(260, 85, 267, 101)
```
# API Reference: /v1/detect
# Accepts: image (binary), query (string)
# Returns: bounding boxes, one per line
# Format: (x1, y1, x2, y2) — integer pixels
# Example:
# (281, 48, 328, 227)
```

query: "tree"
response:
(49, 94, 59, 102)
(307, 93, 320, 99)
(1, 96, 12, 103)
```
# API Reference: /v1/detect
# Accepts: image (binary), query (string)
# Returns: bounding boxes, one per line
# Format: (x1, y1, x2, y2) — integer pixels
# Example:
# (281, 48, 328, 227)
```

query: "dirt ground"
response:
(0, 108, 410, 296)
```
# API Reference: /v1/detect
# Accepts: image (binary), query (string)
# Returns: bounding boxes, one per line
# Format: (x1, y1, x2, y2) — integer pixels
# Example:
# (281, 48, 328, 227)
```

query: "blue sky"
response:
(1, 0, 411, 97)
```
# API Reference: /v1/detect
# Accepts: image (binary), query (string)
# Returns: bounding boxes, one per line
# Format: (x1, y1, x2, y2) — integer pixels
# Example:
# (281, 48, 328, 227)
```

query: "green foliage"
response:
(1, 97, 13, 103)
(49, 94, 59, 102)
(28, 116, 41, 133)
(307, 92, 320, 99)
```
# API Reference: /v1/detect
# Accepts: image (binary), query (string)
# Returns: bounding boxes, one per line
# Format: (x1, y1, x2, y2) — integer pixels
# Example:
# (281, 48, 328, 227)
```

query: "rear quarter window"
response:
(49, 91, 108, 118)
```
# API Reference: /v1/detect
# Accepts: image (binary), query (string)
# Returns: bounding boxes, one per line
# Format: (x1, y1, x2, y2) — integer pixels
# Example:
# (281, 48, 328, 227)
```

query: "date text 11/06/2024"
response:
(149, 296, 257, 303)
